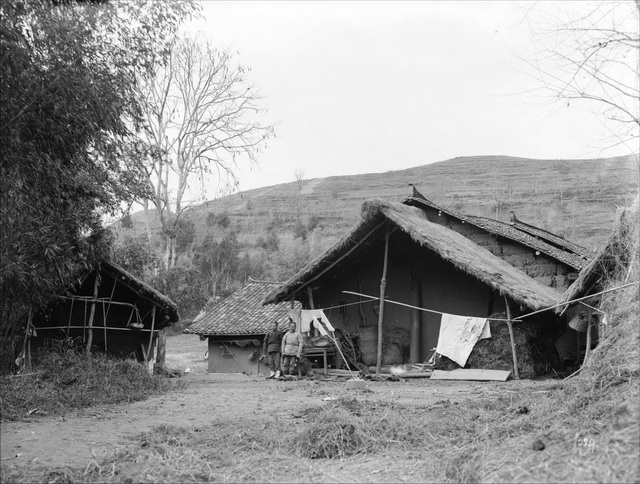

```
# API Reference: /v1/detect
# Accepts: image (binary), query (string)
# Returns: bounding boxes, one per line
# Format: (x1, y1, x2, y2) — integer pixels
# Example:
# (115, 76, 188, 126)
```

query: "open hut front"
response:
(27, 262, 178, 368)
(264, 200, 565, 377)
(555, 196, 639, 368)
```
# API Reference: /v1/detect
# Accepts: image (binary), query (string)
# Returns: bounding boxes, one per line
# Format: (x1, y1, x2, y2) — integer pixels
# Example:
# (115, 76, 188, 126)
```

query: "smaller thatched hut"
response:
(23, 261, 178, 370)
(185, 280, 300, 375)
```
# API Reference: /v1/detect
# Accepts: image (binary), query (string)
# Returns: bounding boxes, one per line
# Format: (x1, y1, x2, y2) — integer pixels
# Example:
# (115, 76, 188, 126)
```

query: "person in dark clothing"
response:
(262, 321, 284, 379)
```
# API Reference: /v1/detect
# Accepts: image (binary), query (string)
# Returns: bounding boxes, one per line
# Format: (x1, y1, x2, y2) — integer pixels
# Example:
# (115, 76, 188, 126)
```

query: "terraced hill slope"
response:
(129, 154, 639, 252)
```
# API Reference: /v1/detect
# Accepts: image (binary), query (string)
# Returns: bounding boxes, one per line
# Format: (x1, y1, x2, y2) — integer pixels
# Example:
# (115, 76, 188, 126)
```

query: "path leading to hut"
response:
(1, 334, 553, 472)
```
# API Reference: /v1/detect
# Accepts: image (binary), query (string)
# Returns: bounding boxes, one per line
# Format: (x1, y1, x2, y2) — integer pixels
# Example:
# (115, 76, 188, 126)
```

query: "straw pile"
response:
(434, 314, 560, 378)
(293, 397, 427, 459)
(570, 196, 639, 413)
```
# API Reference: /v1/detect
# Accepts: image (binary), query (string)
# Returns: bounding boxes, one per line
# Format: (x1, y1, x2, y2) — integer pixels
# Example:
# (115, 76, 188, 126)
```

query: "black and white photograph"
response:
(1, 1, 638, 482)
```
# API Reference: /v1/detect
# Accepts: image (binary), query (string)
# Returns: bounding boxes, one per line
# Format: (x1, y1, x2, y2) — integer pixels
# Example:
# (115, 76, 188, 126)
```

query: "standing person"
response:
(263, 321, 284, 379)
(281, 319, 304, 378)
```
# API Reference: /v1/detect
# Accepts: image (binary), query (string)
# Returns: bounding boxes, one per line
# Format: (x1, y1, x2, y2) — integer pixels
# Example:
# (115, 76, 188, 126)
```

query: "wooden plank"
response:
(430, 369, 511, 381)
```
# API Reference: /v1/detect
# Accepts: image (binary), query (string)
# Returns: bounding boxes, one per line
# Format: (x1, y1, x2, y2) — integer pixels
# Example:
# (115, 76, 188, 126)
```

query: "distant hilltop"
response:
(127, 154, 638, 253)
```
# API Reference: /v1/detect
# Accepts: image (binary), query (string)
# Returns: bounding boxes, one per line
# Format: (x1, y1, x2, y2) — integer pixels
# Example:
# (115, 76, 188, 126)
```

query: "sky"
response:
(186, 1, 638, 195)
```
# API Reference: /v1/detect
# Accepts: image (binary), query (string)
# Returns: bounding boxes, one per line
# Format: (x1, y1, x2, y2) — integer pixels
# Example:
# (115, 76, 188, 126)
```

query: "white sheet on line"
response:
(435, 314, 491, 367)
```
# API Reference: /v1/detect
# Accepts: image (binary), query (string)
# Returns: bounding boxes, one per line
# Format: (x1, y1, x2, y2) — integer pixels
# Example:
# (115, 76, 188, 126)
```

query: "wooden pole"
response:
(146, 306, 156, 373)
(376, 226, 390, 375)
(85, 270, 101, 355)
(410, 266, 421, 363)
(307, 286, 315, 310)
(504, 296, 520, 379)
(26, 310, 33, 372)
(583, 307, 593, 366)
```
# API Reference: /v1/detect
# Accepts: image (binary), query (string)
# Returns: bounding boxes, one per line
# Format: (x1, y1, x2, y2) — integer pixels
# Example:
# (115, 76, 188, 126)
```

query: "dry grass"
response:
(434, 315, 561, 378)
(0, 339, 176, 421)
(3, 198, 637, 482)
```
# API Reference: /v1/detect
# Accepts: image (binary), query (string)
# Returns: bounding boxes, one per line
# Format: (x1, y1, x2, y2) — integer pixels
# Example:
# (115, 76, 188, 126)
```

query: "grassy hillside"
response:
(128, 154, 639, 253)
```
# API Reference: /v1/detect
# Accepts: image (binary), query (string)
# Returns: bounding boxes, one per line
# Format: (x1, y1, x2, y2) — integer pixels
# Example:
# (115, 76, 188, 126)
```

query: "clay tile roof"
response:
(185, 280, 300, 336)
(402, 196, 592, 270)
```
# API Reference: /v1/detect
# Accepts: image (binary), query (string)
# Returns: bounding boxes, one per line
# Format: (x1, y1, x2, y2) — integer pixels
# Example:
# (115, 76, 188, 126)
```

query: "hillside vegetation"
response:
(114, 155, 638, 319)
(130, 154, 637, 251)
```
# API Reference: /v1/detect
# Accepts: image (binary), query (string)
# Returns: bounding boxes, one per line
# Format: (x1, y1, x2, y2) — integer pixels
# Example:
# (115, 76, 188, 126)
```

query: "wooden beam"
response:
(376, 225, 390, 375)
(504, 296, 520, 379)
(431, 369, 511, 381)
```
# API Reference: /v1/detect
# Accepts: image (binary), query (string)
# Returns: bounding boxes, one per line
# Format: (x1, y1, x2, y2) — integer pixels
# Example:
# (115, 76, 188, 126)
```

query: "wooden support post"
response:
(307, 286, 315, 310)
(26, 310, 33, 372)
(145, 306, 156, 366)
(410, 269, 421, 364)
(376, 226, 390, 375)
(85, 271, 101, 355)
(155, 329, 166, 370)
(504, 296, 519, 379)
(583, 307, 593, 366)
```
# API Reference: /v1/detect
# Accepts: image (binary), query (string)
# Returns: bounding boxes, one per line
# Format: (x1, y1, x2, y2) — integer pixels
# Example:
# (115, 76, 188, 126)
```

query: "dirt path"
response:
(1, 373, 490, 470)
(2, 334, 552, 473)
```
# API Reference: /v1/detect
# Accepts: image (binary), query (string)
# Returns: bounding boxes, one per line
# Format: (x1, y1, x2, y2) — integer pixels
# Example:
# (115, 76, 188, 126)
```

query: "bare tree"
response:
(524, 1, 639, 157)
(138, 34, 272, 269)
(294, 168, 307, 195)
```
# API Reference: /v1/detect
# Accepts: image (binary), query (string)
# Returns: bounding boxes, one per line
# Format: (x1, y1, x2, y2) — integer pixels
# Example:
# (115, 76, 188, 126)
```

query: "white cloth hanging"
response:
(435, 314, 491, 367)
(287, 309, 333, 333)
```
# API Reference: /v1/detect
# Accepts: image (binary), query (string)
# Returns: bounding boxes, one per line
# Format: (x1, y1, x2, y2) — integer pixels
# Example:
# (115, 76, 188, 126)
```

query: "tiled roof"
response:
(510, 219, 593, 259)
(184, 281, 300, 336)
(402, 197, 592, 270)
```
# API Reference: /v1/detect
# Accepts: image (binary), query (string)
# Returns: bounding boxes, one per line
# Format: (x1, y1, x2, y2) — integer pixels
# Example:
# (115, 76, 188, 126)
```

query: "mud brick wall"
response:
(427, 215, 572, 290)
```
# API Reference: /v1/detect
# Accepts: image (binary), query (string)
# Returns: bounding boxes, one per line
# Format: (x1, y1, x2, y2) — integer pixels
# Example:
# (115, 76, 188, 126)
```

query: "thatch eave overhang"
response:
(102, 261, 179, 326)
(264, 199, 561, 312)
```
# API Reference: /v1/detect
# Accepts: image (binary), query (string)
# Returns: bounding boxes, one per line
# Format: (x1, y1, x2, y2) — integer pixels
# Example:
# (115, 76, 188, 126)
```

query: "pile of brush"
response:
(434, 314, 560, 378)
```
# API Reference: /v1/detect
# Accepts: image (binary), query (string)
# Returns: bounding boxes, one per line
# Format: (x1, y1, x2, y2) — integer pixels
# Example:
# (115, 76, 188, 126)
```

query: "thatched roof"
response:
(185, 281, 300, 336)
(402, 196, 593, 270)
(560, 196, 639, 307)
(102, 261, 179, 326)
(263, 199, 561, 311)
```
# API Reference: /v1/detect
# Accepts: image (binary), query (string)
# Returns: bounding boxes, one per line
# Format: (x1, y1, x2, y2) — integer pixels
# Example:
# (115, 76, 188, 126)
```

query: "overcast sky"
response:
(187, 1, 638, 195)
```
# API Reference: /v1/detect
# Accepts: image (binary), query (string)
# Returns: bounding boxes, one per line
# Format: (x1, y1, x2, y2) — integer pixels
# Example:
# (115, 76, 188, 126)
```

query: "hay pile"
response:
(570, 196, 639, 418)
(433, 314, 560, 378)
(293, 397, 426, 459)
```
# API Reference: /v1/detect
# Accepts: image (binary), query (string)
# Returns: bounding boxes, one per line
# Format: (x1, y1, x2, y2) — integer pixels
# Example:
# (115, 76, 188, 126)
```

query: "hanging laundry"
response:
(435, 314, 491, 367)
(287, 309, 333, 333)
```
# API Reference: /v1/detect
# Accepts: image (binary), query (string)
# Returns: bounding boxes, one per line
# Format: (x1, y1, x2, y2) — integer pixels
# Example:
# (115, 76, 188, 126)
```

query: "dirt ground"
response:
(0, 334, 552, 473)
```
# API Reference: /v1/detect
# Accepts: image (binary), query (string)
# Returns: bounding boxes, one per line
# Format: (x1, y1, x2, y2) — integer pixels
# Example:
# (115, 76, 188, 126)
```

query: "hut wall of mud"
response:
(428, 216, 573, 290)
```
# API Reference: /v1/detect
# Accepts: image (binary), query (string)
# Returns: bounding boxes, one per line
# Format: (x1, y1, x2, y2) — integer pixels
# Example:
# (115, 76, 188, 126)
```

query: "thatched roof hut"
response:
(264, 199, 560, 311)
(27, 261, 178, 367)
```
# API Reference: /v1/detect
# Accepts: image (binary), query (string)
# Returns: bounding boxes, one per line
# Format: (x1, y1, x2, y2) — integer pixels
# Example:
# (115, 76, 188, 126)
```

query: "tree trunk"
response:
(142, 199, 153, 245)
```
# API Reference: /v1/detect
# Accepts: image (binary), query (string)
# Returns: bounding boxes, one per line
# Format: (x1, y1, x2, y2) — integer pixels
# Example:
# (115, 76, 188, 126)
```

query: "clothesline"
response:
(339, 281, 638, 323)
(341, 290, 520, 322)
